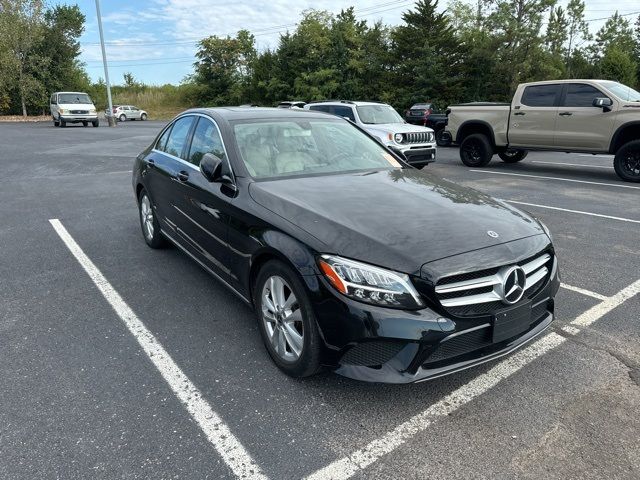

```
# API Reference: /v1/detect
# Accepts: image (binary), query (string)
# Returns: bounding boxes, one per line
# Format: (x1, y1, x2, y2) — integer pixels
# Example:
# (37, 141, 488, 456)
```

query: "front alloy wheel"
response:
(254, 260, 321, 377)
(261, 276, 303, 361)
(614, 140, 640, 183)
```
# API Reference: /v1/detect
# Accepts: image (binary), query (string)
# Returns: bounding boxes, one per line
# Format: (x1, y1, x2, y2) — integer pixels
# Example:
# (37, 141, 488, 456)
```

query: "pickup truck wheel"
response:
(435, 128, 451, 147)
(460, 134, 493, 167)
(498, 149, 528, 163)
(614, 140, 640, 182)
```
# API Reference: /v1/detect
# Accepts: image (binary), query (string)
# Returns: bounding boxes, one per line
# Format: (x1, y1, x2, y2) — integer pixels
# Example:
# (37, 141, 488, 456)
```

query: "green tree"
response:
(545, 6, 568, 57)
(565, 0, 590, 76)
(599, 45, 637, 86)
(0, 0, 47, 116)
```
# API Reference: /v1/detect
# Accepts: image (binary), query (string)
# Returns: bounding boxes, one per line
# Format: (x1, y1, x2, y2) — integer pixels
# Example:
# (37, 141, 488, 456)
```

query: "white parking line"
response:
(470, 169, 640, 190)
(507, 200, 640, 224)
(49, 219, 267, 480)
(560, 283, 608, 301)
(306, 278, 640, 480)
(531, 161, 614, 169)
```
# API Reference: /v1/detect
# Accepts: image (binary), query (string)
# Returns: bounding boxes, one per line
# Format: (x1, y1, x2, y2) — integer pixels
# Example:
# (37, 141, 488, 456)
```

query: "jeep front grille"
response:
(434, 252, 552, 316)
(404, 132, 433, 144)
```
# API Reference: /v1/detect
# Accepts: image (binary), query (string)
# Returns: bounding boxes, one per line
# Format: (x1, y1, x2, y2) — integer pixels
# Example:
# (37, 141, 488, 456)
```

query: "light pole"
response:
(95, 0, 116, 126)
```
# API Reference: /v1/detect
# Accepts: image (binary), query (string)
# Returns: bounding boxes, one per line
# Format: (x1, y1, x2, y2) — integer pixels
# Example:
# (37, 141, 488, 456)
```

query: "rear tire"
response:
(460, 133, 493, 167)
(614, 140, 640, 183)
(498, 149, 528, 163)
(138, 189, 167, 248)
(254, 260, 322, 378)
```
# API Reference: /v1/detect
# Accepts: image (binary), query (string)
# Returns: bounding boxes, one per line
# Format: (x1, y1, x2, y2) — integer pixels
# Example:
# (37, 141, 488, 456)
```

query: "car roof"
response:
(185, 107, 340, 121)
(54, 91, 90, 95)
(307, 100, 385, 107)
(519, 79, 608, 87)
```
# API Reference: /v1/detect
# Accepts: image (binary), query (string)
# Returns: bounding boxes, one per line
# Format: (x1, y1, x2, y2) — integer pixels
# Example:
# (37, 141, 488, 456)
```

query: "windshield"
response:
(600, 81, 640, 102)
(58, 93, 93, 104)
(233, 119, 402, 179)
(356, 105, 404, 124)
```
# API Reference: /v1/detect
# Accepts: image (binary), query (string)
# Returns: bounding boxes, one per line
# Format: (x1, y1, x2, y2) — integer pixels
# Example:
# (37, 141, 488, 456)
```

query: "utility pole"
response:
(95, 0, 116, 126)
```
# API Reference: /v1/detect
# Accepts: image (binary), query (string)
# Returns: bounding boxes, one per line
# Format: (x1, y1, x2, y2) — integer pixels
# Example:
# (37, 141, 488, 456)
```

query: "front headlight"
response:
(59, 109, 66, 114)
(318, 255, 424, 309)
(90, 108, 96, 114)
(394, 133, 404, 144)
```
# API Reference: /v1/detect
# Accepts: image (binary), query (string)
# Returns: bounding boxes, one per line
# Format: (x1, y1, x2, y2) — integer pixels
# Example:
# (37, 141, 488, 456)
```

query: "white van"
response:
(50, 92, 99, 128)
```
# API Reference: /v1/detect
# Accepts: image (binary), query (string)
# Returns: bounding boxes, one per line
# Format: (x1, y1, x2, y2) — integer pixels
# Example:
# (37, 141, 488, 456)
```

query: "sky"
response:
(61, 0, 640, 86)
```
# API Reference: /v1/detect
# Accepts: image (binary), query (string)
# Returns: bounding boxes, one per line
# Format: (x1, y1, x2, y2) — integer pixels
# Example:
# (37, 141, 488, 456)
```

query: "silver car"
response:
(106, 105, 148, 122)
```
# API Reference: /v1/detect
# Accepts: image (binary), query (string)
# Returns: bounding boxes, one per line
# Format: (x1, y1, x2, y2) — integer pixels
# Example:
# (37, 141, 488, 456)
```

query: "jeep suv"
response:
(304, 100, 436, 167)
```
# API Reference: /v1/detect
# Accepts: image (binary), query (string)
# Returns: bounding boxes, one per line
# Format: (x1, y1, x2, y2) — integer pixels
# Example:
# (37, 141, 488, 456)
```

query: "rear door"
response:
(145, 115, 196, 233)
(553, 83, 616, 151)
(171, 115, 235, 281)
(508, 84, 562, 148)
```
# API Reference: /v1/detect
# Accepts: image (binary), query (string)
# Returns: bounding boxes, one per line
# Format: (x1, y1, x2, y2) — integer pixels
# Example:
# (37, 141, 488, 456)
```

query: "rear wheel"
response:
(498, 149, 528, 163)
(138, 189, 167, 248)
(614, 140, 640, 183)
(254, 260, 322, 378)
(460, 133, 493, 167)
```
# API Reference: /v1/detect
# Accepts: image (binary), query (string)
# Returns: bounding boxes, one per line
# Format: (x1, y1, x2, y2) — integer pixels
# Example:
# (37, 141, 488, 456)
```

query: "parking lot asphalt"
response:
(1, 120, 638, 480)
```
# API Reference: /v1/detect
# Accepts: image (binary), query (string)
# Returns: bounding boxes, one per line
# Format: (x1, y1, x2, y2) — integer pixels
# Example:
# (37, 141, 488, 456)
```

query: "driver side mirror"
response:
(200, 153, 223, 182)
(593, 97, 613, 112)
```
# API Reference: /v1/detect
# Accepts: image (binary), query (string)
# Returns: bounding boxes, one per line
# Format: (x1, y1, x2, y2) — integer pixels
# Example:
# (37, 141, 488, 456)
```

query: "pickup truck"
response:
(404, 103, 450, 146)
(445, 79, 640, 182)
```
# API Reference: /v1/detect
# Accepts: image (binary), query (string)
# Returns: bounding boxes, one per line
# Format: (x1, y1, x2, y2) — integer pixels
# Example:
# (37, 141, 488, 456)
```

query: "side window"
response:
(309, 105, 331, 113)
(332, 106, 355, 121)
(521, 85, 561, 107)
(50, 94, 57, 105)
(563, 84, 606, 107)
(187, 117, 225, 166)
(155, 126, 172, 152)
(164, 116, 194, 159)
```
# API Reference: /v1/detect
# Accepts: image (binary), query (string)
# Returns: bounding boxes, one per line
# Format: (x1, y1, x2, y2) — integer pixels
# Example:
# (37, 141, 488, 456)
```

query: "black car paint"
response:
(133, 107, 559, 383)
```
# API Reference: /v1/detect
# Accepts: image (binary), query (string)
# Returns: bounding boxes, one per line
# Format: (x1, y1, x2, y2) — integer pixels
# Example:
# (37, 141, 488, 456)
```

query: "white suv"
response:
(50, 91, 99, 128)
(304, 100, 436, 167)
(106, 105, 148, 122)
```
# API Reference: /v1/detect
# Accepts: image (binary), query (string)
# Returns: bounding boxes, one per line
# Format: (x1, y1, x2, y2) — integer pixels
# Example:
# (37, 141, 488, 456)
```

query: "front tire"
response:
(435, 128, 451, 147)
(498, 149, 528, 163)
(254, 260, 322, 378)
(138, 189, 166, 248)
(614, 140, 640, 183)
(140, 113, 147, 121)
(82, 121, 88, 127)
(119, 114, 126, 122)
(92, 120, 99, 127)
(460, 133, 493, 167)
(60, 118, 66, 128)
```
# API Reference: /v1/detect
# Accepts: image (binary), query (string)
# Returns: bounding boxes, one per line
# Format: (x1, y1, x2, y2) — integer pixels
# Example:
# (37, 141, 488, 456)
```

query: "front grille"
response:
(434, 251, 553, 317)
(404, 131, 433, 144)
(340, 340, 405, 367)
(70, 110, 89, 114)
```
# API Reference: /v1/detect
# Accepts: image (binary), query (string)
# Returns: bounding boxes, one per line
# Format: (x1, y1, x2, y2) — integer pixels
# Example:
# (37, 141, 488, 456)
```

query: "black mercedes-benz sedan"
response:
(132, 107, 559, 383)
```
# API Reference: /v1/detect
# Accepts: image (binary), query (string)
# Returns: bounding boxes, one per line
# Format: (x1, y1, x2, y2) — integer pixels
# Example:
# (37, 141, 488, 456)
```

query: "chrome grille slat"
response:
(405, 131, 432, 144)
(435, 252, 553, 311)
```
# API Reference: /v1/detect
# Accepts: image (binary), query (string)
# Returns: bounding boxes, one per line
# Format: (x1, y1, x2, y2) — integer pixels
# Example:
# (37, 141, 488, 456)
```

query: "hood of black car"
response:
(249, 169, 545, 275)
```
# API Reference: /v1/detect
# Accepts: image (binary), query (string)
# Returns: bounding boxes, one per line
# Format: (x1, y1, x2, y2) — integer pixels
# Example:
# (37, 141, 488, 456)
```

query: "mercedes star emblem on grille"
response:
(498, 266, 526, 304)
(487, 230, 499, 238)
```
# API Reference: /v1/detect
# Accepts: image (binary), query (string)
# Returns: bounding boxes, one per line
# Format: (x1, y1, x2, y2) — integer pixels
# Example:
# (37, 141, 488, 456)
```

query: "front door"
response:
(508, 83, 562, 148)
(553, 83, 617, 151)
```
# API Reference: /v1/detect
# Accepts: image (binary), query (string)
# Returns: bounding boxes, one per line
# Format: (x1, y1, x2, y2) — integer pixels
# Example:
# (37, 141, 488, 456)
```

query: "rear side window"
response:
(187, 117, 225, 166)
(521, 85, 561, 107)
(163, 116, 194, 159)
(332, 106, 356, 121)
(309, 105, 331, 113)
(563, 84, 606, 107)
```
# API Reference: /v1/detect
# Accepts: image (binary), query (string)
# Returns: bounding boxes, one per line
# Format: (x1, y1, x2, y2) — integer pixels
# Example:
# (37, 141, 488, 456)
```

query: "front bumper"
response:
(59, 114, 98, 123)
(391, 145, 437, 166)
(311, 255, 559, 384)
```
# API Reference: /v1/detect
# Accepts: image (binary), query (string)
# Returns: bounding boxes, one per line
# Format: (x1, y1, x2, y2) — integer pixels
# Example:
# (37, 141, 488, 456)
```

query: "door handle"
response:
(513, 112, 525, 116)
(147, 158, 155, 167)
(559, 112, 573, 116)
(176, 171, 189, 182)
